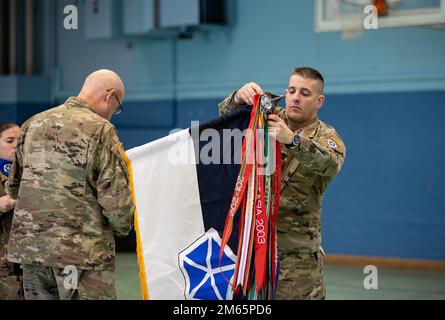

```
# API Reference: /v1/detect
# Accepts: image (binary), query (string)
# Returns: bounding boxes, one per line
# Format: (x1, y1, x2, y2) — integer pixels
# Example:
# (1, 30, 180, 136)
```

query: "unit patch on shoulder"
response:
(327, 139, 338, 149)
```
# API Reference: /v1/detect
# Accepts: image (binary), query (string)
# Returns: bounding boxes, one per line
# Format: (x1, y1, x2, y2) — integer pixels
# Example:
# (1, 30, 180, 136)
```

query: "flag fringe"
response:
(126, 156, 150, 300)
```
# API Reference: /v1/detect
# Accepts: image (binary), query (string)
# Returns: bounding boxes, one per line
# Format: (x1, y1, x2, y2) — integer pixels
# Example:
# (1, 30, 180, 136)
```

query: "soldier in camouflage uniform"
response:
(7, 70, 134, 300)
(0, 122, 23, 300)
(218, 67, 346, 300)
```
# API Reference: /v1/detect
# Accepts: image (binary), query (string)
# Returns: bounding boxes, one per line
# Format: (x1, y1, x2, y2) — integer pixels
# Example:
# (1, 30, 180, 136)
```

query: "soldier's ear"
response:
(316, 95, 325, 110)
(105, 89, 115, 103)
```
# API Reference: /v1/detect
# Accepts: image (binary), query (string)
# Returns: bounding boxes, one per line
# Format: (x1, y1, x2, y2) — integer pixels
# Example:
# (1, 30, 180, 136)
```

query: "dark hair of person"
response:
(0, 122, 19, 135)
(291, 67, 324, 93)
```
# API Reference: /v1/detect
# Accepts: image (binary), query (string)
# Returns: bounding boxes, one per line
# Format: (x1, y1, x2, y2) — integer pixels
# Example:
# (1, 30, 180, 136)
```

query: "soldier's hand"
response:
(234, 82, 264, 105)
(267, 114, 294, 145)
(0, 195, 16, 213)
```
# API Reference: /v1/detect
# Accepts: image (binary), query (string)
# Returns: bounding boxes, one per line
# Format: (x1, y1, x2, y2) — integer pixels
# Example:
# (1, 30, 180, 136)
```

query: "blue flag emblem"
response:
(179, 228, 237, 300)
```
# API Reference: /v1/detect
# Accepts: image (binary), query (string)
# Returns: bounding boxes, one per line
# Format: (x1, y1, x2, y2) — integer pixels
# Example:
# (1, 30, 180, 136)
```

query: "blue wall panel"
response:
(0, 103, 51, 125)
(0, 105, 19, 123)
(112, 100, 175, 129)
(175, 98, 221, 128)
(320, 91, 445, 260)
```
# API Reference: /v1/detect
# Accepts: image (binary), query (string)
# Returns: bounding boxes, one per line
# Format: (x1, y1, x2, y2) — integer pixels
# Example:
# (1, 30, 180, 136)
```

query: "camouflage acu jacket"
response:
(7, 97, 134, 270)
(218, 93, 346, 254)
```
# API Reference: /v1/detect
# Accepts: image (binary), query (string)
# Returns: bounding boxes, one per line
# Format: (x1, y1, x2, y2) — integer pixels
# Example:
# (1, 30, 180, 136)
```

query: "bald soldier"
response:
(7, 69, 134, 300)
(219, 67, 346, 300)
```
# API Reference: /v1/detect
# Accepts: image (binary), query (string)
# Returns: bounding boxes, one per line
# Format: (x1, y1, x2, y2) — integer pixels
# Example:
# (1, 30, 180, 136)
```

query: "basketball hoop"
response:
(334, 0, 366, 40)
(340, 15, 364, 39)
(330, 0, 403, 40)
(316, 0, 444, 35)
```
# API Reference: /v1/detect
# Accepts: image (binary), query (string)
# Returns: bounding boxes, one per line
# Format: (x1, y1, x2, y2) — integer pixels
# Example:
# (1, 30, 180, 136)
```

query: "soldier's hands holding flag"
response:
(232, 82, 294, 145)
(267, 114, 294, 145)
(234, 82, 264, 105)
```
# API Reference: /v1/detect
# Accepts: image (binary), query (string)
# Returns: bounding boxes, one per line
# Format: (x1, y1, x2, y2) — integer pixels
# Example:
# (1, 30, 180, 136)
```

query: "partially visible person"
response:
(7, 69, 134, 300)
(0, 122, 22, 300)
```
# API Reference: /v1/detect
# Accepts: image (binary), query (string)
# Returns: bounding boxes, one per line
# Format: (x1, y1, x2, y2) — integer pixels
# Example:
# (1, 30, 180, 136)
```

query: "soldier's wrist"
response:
(286, 133, 301, 150)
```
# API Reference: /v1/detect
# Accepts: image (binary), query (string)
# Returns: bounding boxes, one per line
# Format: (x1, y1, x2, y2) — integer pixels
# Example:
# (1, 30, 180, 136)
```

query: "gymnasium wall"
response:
(1, 0, 444, 261)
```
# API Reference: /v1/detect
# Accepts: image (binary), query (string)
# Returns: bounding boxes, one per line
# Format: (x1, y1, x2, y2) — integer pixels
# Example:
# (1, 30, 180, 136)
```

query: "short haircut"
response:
(291, 67, 324, 93)
(0, 122, 19, 135)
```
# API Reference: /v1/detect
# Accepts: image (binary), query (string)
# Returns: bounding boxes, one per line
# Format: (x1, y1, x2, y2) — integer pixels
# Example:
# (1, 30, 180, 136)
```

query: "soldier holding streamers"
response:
(219, 67, 346, 300)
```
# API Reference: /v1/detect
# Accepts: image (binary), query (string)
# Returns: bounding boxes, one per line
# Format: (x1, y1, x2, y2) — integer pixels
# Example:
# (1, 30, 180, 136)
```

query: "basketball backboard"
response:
(315, 0, 445, 33)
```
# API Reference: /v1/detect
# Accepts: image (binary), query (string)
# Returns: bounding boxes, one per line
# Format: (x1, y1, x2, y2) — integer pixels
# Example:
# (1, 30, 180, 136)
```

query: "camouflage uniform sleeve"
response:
(217, 91, 247, 116)
(288, 131, 346, 177)
(7, 125, 25, 199)
(93, 125, 134, 237)
(0, 170, 8, 193)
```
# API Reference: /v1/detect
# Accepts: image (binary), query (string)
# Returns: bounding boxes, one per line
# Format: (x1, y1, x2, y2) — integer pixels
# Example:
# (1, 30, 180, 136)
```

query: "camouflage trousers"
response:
(276, 250, 325, 300)
(0, 243, 23, 300)
(22, 264, 116, 300)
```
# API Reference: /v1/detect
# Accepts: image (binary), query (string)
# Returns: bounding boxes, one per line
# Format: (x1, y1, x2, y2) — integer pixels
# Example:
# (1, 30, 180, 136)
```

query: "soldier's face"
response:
(285, 75, 325, 126)
(0, 126, 20, 161)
